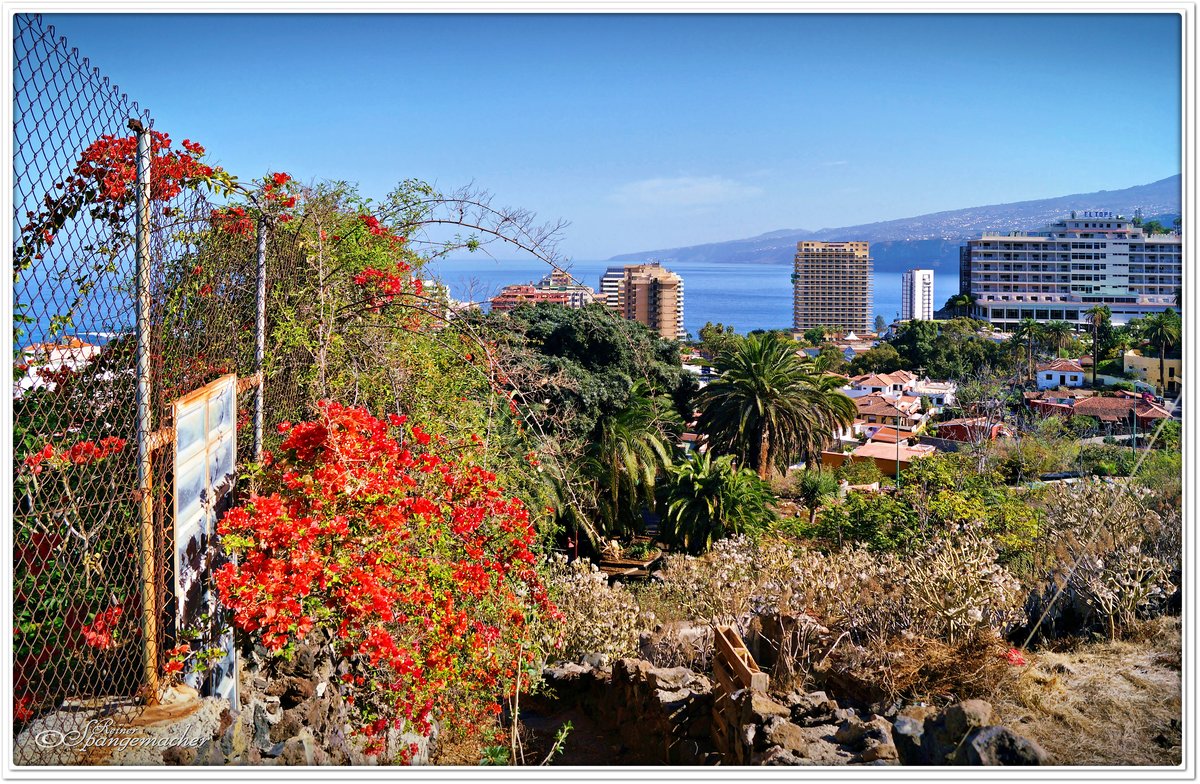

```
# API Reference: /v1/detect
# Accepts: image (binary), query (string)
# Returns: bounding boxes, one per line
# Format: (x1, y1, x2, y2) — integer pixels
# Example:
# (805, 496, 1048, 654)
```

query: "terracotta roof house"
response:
(1072, 396, 1173, 426)
(854, 393, 925, 432)
(866, 426, 906, 444)
(847, 369, 916, 397)
(822, 440, 937, 476)
(934, 417, 1011, 442)
(1035, 358, 1086, 390)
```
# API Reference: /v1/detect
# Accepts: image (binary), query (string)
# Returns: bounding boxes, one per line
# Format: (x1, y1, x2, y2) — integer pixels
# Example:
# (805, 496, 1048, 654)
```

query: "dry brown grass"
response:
(993, 616, 1182, 766)
(821, 630, 1016, 707)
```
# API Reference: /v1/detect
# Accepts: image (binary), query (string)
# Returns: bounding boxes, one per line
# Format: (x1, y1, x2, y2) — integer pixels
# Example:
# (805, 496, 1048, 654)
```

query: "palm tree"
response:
(1084, 305, 1111, 386)
(796, 470, 840, 530)
(945, 293, 976, 319)
(1042, 320, 1074, 357)
(661, 452, 775, 554)
(697, 333, 856, 479)
(584, 381, 677, 540)
(1141, 309, 1182, 395)
(1013, 319, 1042, 382)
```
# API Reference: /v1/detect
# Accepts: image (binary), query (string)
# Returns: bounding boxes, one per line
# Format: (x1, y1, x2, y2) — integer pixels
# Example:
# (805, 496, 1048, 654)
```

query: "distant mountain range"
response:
(609, 174, 1181, 275)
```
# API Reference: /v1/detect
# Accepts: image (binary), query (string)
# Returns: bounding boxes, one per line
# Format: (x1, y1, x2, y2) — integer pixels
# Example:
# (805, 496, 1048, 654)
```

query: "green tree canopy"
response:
(697, 333, 855, 478)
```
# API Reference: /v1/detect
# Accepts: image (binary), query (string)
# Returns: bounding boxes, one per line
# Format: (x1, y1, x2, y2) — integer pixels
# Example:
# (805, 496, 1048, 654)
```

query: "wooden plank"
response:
(715, 626, 768, 691)
(597, 565, 639, 577)
(711, 707, 731, 741)
(712, 658, 740, 698)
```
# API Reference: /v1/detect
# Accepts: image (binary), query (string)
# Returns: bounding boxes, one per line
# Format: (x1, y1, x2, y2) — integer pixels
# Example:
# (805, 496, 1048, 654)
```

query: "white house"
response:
(1036, 358, 1086, 390)
(909, 378, 958, 411)
(15, 337, 103, 397)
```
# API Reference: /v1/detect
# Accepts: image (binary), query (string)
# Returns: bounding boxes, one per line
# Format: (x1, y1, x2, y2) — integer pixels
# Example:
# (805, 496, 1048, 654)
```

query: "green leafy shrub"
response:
(660, 452, 777, 554)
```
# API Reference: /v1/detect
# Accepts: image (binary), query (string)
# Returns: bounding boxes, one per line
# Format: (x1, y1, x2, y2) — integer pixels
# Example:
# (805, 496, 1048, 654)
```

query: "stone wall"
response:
(541, 656, 1050, 767)
(540, 658, 717, 764)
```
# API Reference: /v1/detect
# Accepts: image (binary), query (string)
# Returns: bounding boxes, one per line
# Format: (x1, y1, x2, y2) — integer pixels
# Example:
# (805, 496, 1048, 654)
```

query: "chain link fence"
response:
(13, 14, 268, 759)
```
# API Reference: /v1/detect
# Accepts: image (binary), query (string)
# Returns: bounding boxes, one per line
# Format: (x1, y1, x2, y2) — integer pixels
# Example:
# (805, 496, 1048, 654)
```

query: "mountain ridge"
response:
(609, 174, 1181, 274)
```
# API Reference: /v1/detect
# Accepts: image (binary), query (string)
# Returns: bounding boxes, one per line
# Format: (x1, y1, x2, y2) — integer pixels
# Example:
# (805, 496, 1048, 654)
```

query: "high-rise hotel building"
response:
(792, 241, 872, 332)
(901, 269, 935, 321)
(961, 210, 1182, 329)
(601, 262, 686, 341)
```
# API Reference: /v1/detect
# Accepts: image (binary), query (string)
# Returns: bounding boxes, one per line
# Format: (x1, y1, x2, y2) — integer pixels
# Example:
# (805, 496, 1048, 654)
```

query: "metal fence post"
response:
(254, 217, 267, 461)
(128, 117, 160, 701)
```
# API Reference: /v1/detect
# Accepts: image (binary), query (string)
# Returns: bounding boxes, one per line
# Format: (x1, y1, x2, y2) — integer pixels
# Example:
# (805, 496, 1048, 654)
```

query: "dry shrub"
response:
(544, 555, 644, 661)
(635, 535, 797, 636)
(826, 629, 1015, 705)
(1025, 482, 1177, 641)
(638, 620, 715, 671)
(640, 531, 1027, 704)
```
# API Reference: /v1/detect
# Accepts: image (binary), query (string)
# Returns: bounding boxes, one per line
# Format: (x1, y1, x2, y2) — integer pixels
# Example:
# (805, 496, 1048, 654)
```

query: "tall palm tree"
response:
(1042, 320, 1074, 357)
(584, 380, 677, 540)
(661, 452, 775, 554)
(1084, 305, 1111, 386)
(697, 333, 855, 479)
(1013, 319, 1042, 382)
(1141, 309, 1182, 395)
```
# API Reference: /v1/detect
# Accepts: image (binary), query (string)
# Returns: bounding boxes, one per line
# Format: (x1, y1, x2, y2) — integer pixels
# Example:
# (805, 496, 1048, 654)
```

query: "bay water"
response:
(426, 258, 961, 338)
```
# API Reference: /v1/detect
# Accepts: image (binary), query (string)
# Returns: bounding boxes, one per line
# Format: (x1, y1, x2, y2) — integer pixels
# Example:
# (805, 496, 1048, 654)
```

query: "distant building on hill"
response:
(960, 210, 1181, 329)
(901, 269, 935, 321)
(792, 241, 872, 333)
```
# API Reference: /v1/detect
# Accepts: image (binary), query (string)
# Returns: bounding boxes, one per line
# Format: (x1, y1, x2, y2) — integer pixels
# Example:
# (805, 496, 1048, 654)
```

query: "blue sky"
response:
(38, 12, 1182, 259)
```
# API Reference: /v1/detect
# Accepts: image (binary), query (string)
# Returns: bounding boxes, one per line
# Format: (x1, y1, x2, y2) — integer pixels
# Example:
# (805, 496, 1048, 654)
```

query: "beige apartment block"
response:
(619, 263, 686, 340)
(793, 241, 872, 332)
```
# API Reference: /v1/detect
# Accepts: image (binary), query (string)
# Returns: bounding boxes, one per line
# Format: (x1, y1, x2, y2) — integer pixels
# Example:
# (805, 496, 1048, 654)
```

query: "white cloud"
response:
(609, 176, 764, 208)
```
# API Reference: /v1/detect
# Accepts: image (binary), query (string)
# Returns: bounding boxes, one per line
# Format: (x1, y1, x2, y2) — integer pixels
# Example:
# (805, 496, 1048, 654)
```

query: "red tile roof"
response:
(1036, 358, 1085, 373)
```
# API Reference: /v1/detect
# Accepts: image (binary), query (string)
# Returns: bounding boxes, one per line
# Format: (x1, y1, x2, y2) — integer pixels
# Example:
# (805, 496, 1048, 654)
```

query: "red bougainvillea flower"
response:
(14, 694, 36, 722)
(214, 402, 556, 759)
(81, 604, 123, 650)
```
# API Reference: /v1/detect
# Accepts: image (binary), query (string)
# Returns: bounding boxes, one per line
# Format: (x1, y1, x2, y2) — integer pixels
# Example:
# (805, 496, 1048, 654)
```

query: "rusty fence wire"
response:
(12, 14, 267, 761)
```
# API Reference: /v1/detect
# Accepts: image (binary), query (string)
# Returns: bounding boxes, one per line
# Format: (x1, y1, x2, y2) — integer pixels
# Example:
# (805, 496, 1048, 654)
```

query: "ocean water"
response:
(426, 258, 961, 338)
(15, 256, 961, 349)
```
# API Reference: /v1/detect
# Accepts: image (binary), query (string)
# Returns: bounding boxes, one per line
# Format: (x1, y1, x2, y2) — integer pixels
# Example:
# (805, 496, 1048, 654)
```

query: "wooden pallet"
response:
(710, 625, 768, 764)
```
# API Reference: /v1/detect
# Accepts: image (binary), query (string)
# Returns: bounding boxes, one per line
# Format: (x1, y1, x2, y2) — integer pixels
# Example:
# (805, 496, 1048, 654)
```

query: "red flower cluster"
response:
(14, 694, 36, 723)
(211, 205, 253, 236)
(81, 604, 123, 650)
(357, 213, 406, 246)
(261, 172, 297, 222)
(163, 643, 191, 676)
(1004, 647, 1027, 667)
(214, 402, 553, 759)
(70, 131, 214, 204)
(17, 131, 224, 269)
(351, 264, 417, 312)
(23, 436, 127, 474)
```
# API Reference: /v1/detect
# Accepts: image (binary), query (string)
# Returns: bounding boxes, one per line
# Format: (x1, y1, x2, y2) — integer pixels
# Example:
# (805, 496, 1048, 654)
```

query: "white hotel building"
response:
(901, 268, 935, 321)
(961, 210, 1181, 329)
